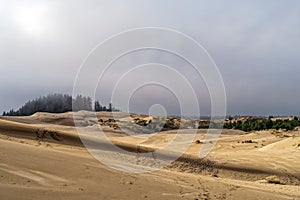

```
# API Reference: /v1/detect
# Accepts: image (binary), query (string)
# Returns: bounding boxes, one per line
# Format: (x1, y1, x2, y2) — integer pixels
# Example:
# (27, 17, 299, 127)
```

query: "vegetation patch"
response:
(98, 118, 119, 129)
(241, 140, 257, 144)
(194, 139, 202, 144)
(224, 117, 299, 132)
(273, 133, 291, 138)
(35, 129, 61, 141)
(265, 175, 285, 185)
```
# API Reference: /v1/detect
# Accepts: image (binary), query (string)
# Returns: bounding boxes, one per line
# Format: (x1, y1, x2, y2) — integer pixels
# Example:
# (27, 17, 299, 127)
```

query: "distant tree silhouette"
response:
(72, 95, 92, 111)
(2, 94, 120, 116)
(94, 101, 101, 112)
(94, 100, 119, 112)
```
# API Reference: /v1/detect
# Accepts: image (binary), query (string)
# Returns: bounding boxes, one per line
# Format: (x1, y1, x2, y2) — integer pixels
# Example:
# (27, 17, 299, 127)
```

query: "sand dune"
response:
(0, 112, 299, 199)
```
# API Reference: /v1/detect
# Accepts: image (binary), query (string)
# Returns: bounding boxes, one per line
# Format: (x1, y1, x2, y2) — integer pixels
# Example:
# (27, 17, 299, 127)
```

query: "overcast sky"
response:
(0, 0, 299, 116)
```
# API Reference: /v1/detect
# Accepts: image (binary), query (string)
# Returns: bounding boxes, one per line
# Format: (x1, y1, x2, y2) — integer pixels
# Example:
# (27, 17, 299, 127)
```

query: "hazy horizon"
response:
(1, 0, 300, 116)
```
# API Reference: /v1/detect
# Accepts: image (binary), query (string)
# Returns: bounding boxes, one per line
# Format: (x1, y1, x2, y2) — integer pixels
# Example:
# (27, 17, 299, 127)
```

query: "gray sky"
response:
(0, 0, 300, 116)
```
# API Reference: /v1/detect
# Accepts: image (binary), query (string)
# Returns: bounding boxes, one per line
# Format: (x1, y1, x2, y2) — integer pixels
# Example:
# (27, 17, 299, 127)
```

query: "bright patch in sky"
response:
(13, 4, 48, 37)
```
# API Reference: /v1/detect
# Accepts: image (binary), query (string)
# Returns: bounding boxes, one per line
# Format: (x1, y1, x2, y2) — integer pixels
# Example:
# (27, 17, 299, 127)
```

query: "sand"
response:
(0, 111, 299, 200)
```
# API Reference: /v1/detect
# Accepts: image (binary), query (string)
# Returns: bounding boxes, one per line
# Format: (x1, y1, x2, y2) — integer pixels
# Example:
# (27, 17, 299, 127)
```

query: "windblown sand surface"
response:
(0, 111, 299, 200)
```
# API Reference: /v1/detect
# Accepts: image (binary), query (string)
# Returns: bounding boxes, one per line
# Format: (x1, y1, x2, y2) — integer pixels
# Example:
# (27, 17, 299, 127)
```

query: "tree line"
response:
(224, 117, 299, 131)
(2, 94, 119, 116)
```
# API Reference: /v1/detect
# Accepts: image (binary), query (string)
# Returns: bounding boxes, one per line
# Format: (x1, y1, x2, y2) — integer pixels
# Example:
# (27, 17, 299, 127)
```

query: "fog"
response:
(0, 0, 299, 116)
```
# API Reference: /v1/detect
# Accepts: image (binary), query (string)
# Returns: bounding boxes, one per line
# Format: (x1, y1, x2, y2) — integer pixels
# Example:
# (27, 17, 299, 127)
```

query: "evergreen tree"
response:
(108, 103, 112, 112)
(94, 101, 101, 111)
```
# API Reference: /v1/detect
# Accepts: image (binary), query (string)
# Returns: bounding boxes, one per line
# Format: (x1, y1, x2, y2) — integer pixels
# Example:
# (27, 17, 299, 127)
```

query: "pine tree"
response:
(94, 101, 101, 111)
(108, 103, 112, 112)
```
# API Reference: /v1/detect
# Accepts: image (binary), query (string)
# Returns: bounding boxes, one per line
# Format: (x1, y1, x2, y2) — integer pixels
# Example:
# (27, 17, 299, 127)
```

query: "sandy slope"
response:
(0, 112, 299, 200)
